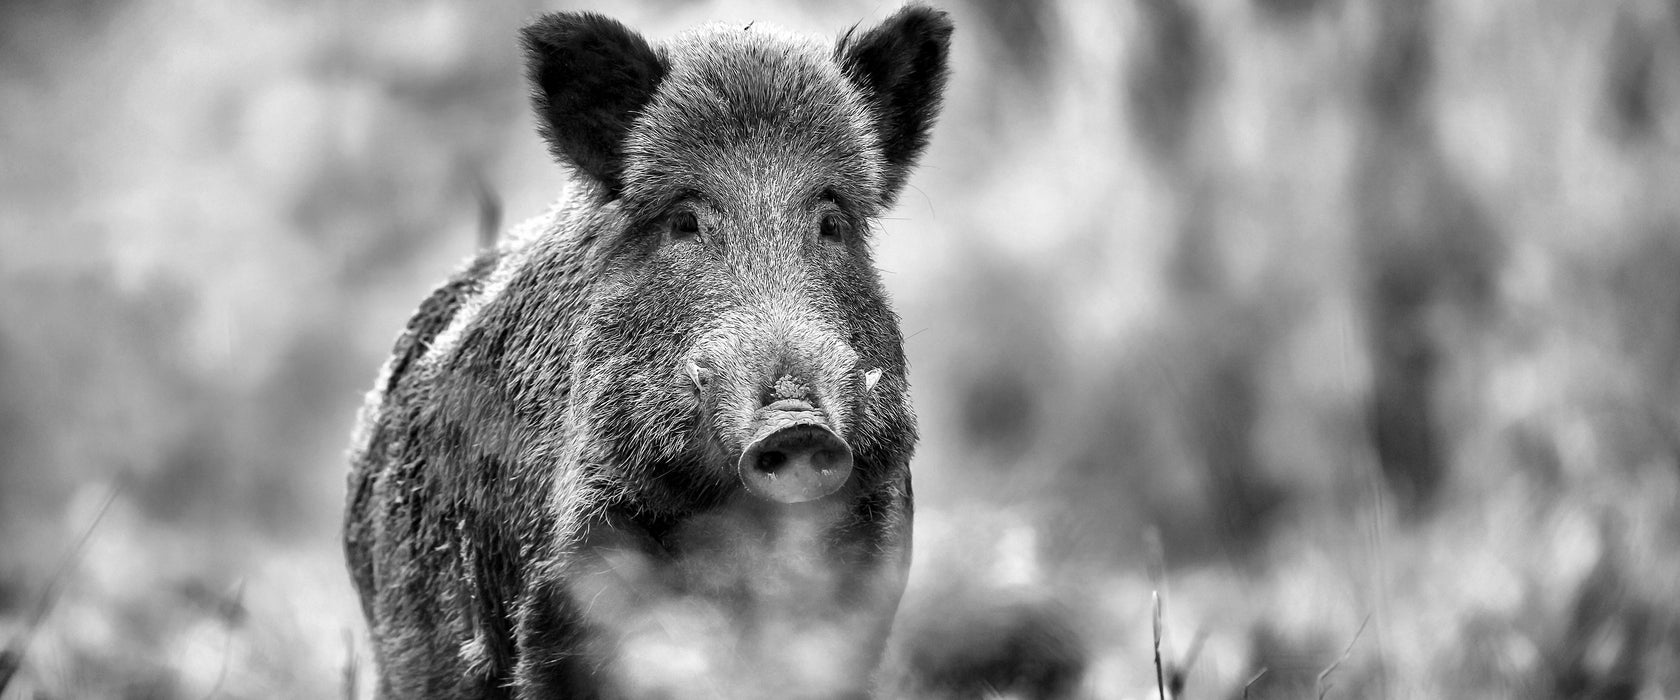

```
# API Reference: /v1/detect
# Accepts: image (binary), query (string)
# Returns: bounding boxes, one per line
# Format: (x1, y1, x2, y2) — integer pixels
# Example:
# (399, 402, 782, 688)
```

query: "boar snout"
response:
(738, 399, 854, 503)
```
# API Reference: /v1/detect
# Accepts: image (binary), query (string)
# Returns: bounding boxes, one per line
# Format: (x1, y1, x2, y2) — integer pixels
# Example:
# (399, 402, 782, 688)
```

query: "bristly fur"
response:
(346, 7, 950, 698)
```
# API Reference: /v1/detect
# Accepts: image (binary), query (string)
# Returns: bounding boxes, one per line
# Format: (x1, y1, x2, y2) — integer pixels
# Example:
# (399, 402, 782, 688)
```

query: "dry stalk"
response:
(1153, 590, 1165, 700)
(1316, 613, 1372, 699)
(0, 482, 122, 694)
(1242, 667, 1268, 699)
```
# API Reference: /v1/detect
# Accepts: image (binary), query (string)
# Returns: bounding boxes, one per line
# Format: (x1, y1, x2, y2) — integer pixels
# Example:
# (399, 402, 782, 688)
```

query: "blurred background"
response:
(3, 0, 1680, 697)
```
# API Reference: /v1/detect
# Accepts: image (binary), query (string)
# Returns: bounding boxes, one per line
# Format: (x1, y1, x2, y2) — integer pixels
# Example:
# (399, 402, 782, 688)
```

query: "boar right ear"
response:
(837, 5, 954, 202)
(521, 13, 666, 197)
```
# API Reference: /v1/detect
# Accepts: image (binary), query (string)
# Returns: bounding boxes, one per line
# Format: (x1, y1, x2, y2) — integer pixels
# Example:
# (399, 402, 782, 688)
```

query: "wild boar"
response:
(344, 6, 951, 698)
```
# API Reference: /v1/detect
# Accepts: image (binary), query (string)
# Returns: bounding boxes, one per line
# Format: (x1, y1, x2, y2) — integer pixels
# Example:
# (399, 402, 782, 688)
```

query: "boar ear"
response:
(521, 13, 666, 197)
(836, 5, 953, 200)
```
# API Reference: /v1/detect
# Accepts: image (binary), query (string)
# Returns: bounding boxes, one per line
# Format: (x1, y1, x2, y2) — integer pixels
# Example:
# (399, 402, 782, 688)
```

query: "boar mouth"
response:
(737, 400, 854, 503)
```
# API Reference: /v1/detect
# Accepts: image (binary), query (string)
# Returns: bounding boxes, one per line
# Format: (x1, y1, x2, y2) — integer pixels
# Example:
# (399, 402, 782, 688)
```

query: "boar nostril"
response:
(757, 450, 788, 473)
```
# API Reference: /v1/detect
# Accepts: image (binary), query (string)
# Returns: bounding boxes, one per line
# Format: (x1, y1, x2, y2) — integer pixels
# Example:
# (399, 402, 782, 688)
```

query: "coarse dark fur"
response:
(344, 6, 951, 699)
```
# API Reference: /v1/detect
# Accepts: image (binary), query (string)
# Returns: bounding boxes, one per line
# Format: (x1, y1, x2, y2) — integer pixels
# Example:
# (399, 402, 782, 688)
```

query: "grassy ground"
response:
(3, 0, 1679, 697)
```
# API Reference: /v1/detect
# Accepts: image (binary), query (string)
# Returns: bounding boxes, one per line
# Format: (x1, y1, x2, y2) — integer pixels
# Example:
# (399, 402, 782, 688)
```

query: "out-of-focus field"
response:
(3, 0, 1679, 697)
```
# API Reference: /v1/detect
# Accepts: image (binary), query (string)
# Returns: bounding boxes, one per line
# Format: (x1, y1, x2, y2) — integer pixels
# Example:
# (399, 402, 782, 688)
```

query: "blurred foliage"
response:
(3, 0, 1680, 697)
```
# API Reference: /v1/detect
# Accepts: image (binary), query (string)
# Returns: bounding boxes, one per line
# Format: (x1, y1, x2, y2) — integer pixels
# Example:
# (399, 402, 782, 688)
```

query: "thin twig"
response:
(0, 482, 122, 694)
(1146, 528, 1170, 699)
(1242, 667, 1268, 699)
(470, 170, 502, 250)
(1316, 613, 1372, 699)
(342, 627, 359, 700)
(1153, 590, 1165, 700)
(1168, 624, 1209, 696)
(200, 579, 245, 700)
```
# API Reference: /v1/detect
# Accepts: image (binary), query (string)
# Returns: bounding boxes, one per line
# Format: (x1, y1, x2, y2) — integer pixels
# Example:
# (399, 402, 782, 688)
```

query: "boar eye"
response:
(669, 210, 700, 240)
(818, 211, 849, 241)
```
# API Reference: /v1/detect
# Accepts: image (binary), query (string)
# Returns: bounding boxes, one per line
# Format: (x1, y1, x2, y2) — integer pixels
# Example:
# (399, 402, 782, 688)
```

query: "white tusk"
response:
(864, 368, 883, 394)
(687, 362, 712, 390)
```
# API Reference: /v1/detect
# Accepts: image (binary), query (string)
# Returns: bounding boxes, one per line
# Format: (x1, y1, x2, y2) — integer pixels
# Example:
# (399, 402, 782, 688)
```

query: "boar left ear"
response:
(837, 5, 954, 202)
(522, 12, 667, 197)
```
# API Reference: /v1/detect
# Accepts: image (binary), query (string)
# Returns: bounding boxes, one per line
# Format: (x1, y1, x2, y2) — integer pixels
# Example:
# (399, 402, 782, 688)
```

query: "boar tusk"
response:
(687, 362, 712, 390)
(864, 368, 883, 394)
